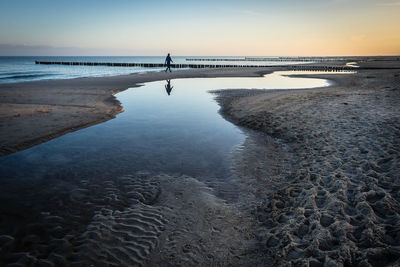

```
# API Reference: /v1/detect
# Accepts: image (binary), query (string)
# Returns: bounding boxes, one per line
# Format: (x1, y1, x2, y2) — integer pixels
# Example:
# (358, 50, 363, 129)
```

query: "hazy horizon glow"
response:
(0, 0, 399, 56)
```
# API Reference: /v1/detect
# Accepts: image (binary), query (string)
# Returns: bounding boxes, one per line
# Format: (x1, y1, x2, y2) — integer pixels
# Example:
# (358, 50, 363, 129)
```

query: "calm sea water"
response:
(0, 56, 311, 84)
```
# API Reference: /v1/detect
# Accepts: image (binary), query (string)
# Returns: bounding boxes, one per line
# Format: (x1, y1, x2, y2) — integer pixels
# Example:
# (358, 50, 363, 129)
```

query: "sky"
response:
(0, 0, 399, 56)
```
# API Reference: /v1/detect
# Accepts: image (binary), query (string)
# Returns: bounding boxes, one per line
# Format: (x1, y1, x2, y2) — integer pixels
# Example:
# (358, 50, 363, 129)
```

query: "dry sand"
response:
(0, 59, 399, 266)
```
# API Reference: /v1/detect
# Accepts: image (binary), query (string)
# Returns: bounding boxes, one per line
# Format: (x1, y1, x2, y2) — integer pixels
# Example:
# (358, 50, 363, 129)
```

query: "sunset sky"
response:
(0, 0, 399, 56)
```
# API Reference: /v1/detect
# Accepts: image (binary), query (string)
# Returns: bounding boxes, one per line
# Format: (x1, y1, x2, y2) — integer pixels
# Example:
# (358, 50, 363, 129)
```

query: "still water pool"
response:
(0, 71, 330, 185)
(0, 71, 332, 262)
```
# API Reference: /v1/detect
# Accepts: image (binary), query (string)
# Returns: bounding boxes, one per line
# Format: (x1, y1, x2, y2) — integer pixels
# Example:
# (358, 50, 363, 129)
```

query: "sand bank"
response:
(214, 64, 400, 265)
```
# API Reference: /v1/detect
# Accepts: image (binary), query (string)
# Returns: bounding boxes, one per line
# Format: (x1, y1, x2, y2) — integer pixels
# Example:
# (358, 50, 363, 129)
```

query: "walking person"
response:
(165, 53, 173, 72)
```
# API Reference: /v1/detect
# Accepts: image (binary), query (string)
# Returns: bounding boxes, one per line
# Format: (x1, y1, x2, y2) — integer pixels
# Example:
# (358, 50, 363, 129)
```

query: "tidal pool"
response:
(0, 71, 334, 264)
(0, 71, 331, 183)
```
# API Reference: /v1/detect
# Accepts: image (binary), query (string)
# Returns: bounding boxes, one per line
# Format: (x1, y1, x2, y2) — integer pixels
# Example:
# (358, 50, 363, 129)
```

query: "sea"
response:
(0, 56, 311, 84)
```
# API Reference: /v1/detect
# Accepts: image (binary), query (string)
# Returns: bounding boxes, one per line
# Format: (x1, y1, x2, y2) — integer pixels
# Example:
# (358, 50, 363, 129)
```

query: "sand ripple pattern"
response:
(0, 172, 167, 266)
(1, 170, 257, 266)
(75, 173, 167, 266)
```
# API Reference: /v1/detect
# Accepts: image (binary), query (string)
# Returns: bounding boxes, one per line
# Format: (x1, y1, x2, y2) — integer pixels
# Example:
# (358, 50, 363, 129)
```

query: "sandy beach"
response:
(0, 67, 271, 156)
(0, 60, 399, 266)
(214, 62, 400, 265)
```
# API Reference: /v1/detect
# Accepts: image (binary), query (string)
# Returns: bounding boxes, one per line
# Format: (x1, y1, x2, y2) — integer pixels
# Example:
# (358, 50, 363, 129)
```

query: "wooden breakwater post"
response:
(287, 65, 355, 72)
(35, 61, 171, 68)
(35, 61, 246, 69)
(186, 57, 355, 62)
(34, 61, 356, 72)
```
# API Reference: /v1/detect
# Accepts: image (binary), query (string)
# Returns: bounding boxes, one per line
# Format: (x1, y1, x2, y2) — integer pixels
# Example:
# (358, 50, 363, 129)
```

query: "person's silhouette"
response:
(165, 79, 173, 95)
(165, 53, 173, 72)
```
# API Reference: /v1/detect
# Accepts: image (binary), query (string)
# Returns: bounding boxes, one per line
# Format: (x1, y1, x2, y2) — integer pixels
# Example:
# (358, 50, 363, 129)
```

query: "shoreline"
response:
(0, 67, 275, 157)
(213, 65, 400, 265)
(0, 60, 399, 265)
(0, 60, 395, 157)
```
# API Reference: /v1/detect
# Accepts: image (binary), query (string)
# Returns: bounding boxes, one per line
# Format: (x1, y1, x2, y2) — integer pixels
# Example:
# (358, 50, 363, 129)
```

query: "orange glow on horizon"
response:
(1, 1, 399, 56)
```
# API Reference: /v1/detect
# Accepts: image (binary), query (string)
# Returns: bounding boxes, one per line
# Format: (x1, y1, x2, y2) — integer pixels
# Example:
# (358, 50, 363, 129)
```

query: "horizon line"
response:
(1, 55, 400, 57)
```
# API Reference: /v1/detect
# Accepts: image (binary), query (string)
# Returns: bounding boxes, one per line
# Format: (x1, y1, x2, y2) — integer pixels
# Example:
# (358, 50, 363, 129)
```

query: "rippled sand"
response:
(1, 60, 399, 266)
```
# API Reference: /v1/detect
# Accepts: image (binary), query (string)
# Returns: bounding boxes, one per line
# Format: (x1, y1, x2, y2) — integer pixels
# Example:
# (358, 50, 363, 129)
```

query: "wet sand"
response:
(214, 62, 400, 265)
(1, 60, 400, 266)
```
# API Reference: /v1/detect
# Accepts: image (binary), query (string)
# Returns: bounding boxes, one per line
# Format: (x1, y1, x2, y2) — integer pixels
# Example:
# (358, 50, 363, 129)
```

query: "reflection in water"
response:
(0, 71, 333, 185)
(0, 72, 334, 264)
(0, 71, 333, 188)
(165, 79, 173, 95)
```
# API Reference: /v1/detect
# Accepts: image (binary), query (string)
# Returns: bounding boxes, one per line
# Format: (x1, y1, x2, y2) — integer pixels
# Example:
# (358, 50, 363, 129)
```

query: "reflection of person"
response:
(165, 79, 173, 95)
(165, 53, 173, 72)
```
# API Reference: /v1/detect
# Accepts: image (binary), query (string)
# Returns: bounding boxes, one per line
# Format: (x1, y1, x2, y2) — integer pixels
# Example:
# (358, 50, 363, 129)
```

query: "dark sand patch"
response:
(1, 171, 262, 266)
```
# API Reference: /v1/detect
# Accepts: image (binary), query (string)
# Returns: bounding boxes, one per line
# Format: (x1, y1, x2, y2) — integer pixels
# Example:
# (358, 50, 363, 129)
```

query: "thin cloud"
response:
(239, 10, 264, 16)
(221, 8, 264, 17)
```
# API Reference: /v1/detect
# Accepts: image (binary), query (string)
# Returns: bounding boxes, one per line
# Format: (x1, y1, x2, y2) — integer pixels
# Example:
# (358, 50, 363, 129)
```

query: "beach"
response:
(214, 62, 400, 265)
(0, 59, 399, 266)
(0, 67, 270, 156)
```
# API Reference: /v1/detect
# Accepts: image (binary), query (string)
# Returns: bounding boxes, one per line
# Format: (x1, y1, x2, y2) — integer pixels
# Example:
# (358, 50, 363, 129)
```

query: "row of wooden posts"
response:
(186, 57, 356, 62)
(245, 57, 354, 62)
(35, 61, 355, 72)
